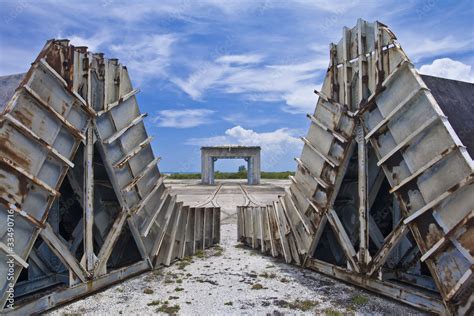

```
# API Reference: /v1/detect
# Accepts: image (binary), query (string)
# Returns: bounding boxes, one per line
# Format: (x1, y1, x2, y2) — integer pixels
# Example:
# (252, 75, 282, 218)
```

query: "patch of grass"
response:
(153, 270, 164, 276)
(143, 288, 154, 294)
(324, 308, 342, 316)
(164, 278, 175, 284)
(194, 250, 205, 258)
(168, 296, 179, 300)
(288, 300, 318, 311)
(176, 279, 183, 284)
(156, 303, 180, 315)
(251, 283, 264, 290)
(147, 300, 161, 306)
(280, 277, 289, 283)
(234, 243, 246, 249)
(175, 287, 184, 292)
(186, 273, 192, 277)
(213, 244, 224, 256)
(259, 272, 276, 279)
(177, 259, 192, 270)
(224, 301, 233, 306)
(351, 294, 369, 306)
(116, 287, 124, 293)
(185, 301, 192, 305)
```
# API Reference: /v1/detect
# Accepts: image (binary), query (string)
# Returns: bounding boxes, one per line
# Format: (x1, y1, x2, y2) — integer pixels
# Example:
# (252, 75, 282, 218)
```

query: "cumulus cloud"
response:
(186, 126, 303, 170)
(151, 108, 215, 128)
(419, 58, 473, 82)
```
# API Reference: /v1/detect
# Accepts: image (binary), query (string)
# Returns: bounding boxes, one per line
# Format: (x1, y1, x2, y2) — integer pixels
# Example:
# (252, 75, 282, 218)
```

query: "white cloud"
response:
(172, 55, 325, 113)
(66, 31, 111, 52)
(419, 58, 473, 82)
(109, 34, 177, 83)
(186, 125, 303, 170)
(216, 54, 264, 65)
(151, 108, 215, 128)
(403, 36, 473, 62)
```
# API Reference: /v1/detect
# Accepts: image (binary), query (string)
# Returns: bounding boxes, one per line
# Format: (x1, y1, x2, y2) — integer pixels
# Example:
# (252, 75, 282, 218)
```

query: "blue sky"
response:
(1, 0, 473, 172)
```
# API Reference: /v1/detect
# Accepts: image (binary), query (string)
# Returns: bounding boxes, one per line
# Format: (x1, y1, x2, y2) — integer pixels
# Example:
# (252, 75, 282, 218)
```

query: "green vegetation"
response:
(283, 299, 319, 311)
(351, 294, 369, 306)
(224, 301, 233, 306)
(324, 308, 342, 316)
(175, 287, 184, 292)
(156, 302, 180, 314)
(147, 300, 162, 306)
(166, 171, 294, 180)
(143, 288, 154, 294)
(259, 272, 276, 279)
(251, 283, 264, 290)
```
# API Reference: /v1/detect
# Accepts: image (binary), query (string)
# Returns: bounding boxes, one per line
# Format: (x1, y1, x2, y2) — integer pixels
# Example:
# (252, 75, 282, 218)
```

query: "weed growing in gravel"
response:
(351, 294, 369, 306)
(176, 279, 183, 284)
(288, 300, 318, 311)
(251, 283, 264, 290)
(234, 243, 246, 249)
(175, 287, 184, 292)
(143, 288, 154, 294)
(259, 272, 276, 279)
(195, 250, 205, 258)
(164, 278, 175, 284)
(169, 296, 179, 300)
(324, 307, 342, 316)
(213, 244, 224, 256)
(156, 302, 180, 314)
(224, 301, 233, 306)
(147, 300, 161, 306)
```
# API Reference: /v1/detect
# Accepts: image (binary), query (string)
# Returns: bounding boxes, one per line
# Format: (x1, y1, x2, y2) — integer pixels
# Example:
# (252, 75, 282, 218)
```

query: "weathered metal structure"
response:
(238, 19, 473, 315)
(201, 146, 261, 185)
(0, 40, 220, 314)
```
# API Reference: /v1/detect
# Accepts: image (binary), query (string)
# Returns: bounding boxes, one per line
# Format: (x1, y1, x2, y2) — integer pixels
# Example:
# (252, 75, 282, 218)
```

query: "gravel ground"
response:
(49, 180, 424, 315)
(49, 224, 423, 315)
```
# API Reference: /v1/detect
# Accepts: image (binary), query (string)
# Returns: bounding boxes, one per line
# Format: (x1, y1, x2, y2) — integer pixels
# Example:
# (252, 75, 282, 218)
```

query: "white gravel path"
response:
(49, 223, 423, 315)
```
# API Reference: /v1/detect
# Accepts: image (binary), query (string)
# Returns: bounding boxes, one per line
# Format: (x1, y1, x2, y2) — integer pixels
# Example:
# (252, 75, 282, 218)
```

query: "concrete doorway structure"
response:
(201, 146, 261, 185)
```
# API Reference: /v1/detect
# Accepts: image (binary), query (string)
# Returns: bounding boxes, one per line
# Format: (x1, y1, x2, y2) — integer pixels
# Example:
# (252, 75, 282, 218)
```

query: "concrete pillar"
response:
(250, 155, 260, 185)
(247, 157, 253, 184)
(210, 157, 216, 185)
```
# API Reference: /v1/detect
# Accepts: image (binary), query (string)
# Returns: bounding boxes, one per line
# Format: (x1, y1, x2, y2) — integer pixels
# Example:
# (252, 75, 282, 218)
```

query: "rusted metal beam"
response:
(377, 115, 441, 167)
(40, 223, 89, 283)
(307, 113, 348, 143)
(83, 126, 95, 272)
(294, 157, 331, 189)
(326, 209, 360, 273)
(94, 211, 129, 276)
(389, 145, 458, 194)
(97, 88, 140, 116)
(0, 241, 29, 269)
(103, 113, 147, 144)
(356, 123, 370, 269)
(404, 174, 473, 224)
(368, 220, 408, 276)
(0, 156, 59, 196)
(23, 85, 85, 141)
(113, 136, 153, 169)
(121, 157, 161, 193)
(306, 258, 445, 314)
(301, 137, 339, 168)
